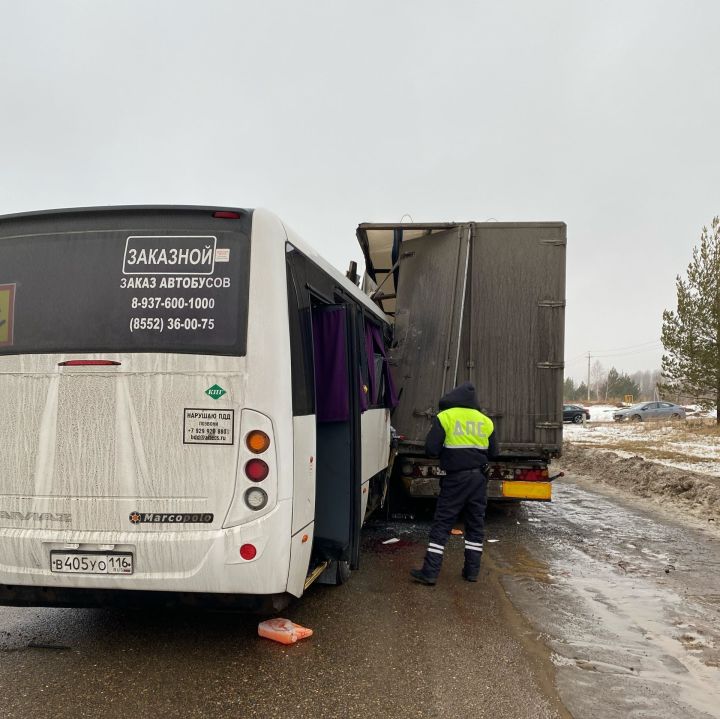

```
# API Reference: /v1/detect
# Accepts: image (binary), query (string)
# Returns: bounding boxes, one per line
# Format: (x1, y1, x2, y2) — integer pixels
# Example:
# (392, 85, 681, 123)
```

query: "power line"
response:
(589, 338, 661, 354)
(590, 344, 663, 359)
(566, 343, 663, 364)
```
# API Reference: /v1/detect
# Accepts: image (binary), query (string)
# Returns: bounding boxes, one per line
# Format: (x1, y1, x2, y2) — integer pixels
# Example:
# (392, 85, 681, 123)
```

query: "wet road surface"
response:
(490, 474, 720, 719)
(0, 518, 562, 719)
(1, 473, 719, 718)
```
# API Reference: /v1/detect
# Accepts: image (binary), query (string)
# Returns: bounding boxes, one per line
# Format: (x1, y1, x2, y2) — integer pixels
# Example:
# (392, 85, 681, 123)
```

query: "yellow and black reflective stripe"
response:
(438, 407, 494, 450)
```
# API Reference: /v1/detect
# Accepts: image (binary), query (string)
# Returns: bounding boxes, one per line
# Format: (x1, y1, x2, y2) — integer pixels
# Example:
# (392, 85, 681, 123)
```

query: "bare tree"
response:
(590, 360, 607, 402)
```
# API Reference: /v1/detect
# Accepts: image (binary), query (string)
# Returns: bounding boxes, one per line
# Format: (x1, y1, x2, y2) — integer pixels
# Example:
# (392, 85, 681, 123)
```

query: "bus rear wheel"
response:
(318, 560, 351, 586)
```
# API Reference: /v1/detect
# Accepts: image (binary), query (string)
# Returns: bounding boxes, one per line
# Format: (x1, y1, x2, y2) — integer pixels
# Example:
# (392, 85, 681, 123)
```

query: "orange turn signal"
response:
(246, 430, 270, 454)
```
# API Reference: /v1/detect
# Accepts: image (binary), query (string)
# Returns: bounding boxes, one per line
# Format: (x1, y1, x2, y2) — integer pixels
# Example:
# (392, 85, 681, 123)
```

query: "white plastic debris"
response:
(382, 537, 400, 545)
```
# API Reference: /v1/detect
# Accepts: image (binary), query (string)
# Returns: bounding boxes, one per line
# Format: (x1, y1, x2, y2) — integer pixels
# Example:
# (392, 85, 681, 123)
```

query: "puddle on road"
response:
(490, 481, 720, 719)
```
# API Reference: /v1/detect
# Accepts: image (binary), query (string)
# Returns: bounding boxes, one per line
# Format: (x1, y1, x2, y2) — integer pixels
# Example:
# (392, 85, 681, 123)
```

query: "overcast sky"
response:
(1, 0, 718, 380)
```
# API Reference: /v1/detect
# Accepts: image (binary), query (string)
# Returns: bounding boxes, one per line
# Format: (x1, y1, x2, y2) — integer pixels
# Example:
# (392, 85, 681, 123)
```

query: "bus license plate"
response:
(50, 552, 134, 575)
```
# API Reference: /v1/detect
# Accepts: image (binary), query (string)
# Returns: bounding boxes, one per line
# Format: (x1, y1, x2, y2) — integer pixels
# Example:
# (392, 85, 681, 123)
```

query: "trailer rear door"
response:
(458, 223, 566, 455)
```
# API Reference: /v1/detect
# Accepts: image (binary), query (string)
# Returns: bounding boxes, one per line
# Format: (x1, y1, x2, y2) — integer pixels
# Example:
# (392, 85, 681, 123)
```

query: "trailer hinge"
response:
(466, 360, 475, 369)
(482, 410, 503, 419)
(539, 239, 567, 246)
(537, 300, 565, 308)
(537, 361, 564, 369)
(536, 422, 562, 429)
(413, 408, 436, 419)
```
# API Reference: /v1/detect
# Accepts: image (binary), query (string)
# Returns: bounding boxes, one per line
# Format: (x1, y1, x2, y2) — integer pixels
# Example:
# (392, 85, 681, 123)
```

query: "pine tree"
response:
(661, 216, 720, 423)
(575, 382, 588, 402)
(563, 376, 576, 401)
(606, 367, 640, 401)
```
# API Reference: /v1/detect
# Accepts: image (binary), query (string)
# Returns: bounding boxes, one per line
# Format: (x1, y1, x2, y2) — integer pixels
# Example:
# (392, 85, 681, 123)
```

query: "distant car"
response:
(563, 404, 591, 423)
(613, 402, 686, 422)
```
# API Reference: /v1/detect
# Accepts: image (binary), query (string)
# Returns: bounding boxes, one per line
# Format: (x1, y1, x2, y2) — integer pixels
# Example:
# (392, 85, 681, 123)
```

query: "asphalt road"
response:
(491, 474, 720, 719)
(0, 514, 562, 719)
(1, 473, 719, 719)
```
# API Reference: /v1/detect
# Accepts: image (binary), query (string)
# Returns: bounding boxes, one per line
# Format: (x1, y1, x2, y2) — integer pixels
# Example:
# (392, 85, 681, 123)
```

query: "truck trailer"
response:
(356, 221, 566, 503)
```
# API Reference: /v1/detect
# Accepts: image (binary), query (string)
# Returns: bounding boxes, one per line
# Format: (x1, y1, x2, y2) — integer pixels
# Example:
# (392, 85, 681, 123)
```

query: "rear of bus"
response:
(0, 206, 302, 610)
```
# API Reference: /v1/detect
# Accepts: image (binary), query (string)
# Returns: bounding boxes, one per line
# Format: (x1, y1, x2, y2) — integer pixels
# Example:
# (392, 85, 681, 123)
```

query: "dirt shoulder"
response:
(564, 420, 720, 475)
(560, 443, 720, 527)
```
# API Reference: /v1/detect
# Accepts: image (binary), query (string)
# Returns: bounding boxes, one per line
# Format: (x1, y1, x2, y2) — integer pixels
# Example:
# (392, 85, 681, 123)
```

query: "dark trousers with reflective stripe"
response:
(421, 469, 488, 579)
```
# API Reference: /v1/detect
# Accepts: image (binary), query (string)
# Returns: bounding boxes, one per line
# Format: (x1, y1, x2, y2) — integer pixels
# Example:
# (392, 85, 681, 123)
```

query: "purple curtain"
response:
(312, 307, 350, 422)
(364, 322, 377, 407)
(367, 324, 398, 409)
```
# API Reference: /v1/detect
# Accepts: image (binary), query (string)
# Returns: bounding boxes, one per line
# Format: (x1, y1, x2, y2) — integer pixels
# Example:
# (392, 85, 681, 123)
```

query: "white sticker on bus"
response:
(183, 409, 235, 445)
(123, 236, 217, 275)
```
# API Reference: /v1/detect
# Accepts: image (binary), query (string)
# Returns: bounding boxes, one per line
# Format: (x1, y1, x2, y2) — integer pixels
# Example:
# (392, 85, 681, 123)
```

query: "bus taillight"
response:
(245, 459, 269, 482)
(244, 488, 268, 511)
(246, 430, 270, 454)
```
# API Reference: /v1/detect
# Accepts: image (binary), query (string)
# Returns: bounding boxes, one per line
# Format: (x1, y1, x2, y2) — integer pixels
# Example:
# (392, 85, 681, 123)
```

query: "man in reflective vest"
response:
(411, 382, 498, 585)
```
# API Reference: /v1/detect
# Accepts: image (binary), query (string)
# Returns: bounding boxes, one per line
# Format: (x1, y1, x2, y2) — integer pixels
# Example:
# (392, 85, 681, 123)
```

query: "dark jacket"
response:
(425, 382, 499, 473)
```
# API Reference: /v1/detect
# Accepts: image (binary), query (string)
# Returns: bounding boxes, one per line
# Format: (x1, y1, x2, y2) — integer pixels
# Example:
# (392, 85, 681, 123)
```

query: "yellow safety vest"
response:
(438, 407, 494, 450)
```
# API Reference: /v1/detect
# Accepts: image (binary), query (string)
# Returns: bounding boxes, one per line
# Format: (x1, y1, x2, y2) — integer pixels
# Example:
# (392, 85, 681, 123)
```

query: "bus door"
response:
(310, 303, 362, 569)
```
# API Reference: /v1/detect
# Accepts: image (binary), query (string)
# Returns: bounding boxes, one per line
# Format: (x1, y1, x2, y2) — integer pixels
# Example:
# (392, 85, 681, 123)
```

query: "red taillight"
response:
(213, 211, 241, 219)
(512, 468, 547, 481)
(245, 459, 269, 482)
(58, 360, 121, 366)
(239, 544, 257, 560)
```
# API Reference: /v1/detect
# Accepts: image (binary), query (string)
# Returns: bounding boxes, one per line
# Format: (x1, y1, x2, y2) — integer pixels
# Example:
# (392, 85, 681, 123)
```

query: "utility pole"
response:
(587, 352, 591, 402)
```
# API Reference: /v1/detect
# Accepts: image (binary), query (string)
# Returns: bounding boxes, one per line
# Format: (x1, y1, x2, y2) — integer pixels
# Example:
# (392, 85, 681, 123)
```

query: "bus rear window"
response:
(0, 225, 250, 356)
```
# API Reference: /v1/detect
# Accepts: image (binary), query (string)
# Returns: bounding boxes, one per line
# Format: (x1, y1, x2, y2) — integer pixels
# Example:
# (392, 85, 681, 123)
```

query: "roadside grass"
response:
(680, 419, 720, 437)
(569, 419, 720, 466)
(569, 439, 708, 464)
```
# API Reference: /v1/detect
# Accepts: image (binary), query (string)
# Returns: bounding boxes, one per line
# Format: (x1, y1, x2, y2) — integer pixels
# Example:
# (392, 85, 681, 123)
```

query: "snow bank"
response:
(560, 445, 720, 524)
(563, 422, 720, 476)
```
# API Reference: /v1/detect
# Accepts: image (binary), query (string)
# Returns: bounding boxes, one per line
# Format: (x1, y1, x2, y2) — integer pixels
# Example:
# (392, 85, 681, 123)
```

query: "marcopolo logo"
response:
(129, 512, 214, 525)
(123, 236, 217, 276)
(205, 384, 227, 400)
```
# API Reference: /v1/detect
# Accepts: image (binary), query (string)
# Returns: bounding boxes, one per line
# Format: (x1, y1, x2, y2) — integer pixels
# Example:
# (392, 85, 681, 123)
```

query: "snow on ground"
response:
(560, 444, 720, 525)
(587, 405, 616, 422)
(564, 410, 720, 476)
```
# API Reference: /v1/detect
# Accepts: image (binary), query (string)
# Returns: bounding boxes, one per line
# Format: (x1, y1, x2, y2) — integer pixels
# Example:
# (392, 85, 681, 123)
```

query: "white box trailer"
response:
(356, 221, 566, 502)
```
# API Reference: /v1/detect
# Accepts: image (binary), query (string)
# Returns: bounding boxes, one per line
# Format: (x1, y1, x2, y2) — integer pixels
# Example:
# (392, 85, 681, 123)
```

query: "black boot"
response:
(463, 540, 482, 582)
(410, 568, 437, 585)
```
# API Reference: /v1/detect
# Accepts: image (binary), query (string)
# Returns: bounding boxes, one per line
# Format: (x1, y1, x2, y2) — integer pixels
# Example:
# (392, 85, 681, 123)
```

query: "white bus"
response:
(0, 206, 395, 611)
